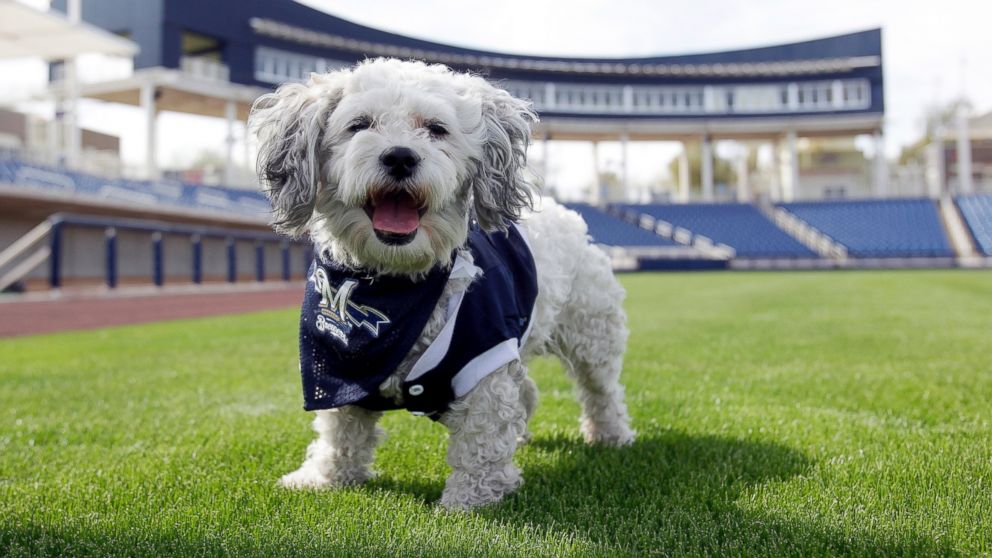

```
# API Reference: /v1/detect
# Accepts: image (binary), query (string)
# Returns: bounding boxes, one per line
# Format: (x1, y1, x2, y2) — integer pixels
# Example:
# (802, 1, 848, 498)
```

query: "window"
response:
(182, 31, 223, 62)
(495, 78, 870, 115)
(254, 47, 349, 83)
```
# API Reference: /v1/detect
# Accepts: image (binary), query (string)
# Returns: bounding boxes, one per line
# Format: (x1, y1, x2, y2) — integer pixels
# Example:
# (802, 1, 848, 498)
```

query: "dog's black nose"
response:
(380, 146, 420, 180)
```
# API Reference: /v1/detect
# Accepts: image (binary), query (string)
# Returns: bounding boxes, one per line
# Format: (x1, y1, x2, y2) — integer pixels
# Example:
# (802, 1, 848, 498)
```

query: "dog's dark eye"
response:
(425, 122, 449, 138)
(348, 117, 372, 133)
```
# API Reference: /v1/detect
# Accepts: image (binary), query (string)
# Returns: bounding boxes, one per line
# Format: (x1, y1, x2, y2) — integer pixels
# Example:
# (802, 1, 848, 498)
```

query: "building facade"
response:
(54, 0, 886, 202)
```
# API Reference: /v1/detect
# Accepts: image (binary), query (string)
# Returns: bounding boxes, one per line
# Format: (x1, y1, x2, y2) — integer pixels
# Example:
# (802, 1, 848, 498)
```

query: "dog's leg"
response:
(280, 405, 383, 489)
(517, 374, 538, 444)
(561, 336, 635, 447)
(555, 251, 635, 447)
(439, 363, 527, 511)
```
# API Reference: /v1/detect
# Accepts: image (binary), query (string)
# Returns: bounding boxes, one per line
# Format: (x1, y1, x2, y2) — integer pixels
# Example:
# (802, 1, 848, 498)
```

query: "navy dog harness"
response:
(299, 224, 537, 419)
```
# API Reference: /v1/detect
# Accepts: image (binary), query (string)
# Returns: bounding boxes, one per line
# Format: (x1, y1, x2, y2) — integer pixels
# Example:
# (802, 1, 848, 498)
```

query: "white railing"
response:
(180, 56, 231, 82)
(0, 220, 52, 292)
(765, 204, 848, 260)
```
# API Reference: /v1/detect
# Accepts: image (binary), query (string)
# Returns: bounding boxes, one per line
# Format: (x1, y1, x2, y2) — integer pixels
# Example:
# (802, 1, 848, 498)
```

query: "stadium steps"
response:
(757, 203, 848, 260)
(562, 203, 728, 270)
(955, 194, 992, 257)
(618, 203, 816, 259)
(938, 196, 980, 260)
(562, 203, 680, 248)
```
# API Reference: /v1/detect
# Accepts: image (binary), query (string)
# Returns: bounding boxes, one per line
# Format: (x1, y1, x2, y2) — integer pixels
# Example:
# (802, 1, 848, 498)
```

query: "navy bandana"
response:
(299, 257, 450, 411)
(299, 224, 538, 418)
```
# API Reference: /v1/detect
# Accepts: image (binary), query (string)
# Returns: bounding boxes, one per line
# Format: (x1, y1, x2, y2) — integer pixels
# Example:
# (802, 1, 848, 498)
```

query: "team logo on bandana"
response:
(309, 267, 391, 346)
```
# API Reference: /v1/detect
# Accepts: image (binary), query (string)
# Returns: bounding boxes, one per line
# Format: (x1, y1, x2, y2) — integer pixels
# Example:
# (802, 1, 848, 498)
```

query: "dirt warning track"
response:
(0, 284, 304, 338)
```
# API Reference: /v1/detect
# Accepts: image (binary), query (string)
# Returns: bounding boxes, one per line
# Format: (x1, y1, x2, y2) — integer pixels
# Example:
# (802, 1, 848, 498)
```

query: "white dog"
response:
(250, 58, 634, 511)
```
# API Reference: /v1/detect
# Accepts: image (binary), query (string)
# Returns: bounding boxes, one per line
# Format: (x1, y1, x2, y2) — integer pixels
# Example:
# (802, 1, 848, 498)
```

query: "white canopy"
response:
(0, 0, 137, 60)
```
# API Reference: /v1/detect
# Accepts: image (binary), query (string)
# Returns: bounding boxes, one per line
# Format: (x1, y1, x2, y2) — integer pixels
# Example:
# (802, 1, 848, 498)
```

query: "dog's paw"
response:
(279, 462, 376, 490)
(581, 421, 636, 447)
(516, 430, 533, 445)
(439, 468, 522, 511)
(279, 464, 332, 490)
(439, 490, 504, 512)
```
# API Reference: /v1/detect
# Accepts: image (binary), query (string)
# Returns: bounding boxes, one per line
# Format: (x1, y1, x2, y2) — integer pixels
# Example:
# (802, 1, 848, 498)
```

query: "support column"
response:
(244, 122, 252, 181)
(779, 130, 798, 202)
(925, 126, 945, 199)
(63, 59, 80, 169)
(700, 134, 714, 202)
(224, 100, 237, 186)
(770, 140, 782, 202)
(140, 82, 159, 180)
(955, 107, 974, 194)
(541, 133, 550, 191)
(591, 141, 601, 205)
(873, 129, 889, 197)
(619, 131, 629, 201)
(736, 143, 751, 202)
(64, 0, 82, 169)
(677, 144, 690, 203)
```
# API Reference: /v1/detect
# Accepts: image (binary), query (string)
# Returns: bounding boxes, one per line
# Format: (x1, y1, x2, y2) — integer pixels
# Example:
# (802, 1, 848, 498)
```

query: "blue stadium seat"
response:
(622, 203, 816, 258)
(780, 199, 952, 258)
(0, 153, 270, 218)
(956, 194, 992, 256)
(564, 203, 677, 247)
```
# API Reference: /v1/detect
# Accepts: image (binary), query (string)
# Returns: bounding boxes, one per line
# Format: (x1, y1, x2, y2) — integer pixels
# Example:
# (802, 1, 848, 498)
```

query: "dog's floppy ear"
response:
(249, 72, 346, 237)
(471, 83, 539, 231)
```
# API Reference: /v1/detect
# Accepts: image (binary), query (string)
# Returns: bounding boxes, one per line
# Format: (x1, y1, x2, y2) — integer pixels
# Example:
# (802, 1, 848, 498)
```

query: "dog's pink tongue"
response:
(372, 194, 420, 234)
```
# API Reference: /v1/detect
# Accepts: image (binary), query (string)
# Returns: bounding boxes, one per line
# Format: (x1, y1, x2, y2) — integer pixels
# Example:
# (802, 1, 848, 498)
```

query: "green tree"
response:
(666, 144, 736, 192)
(899, 98, 972, 165)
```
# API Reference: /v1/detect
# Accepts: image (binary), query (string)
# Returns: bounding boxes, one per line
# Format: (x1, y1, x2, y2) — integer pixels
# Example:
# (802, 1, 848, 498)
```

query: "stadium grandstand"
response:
(1, 0, 990, 298)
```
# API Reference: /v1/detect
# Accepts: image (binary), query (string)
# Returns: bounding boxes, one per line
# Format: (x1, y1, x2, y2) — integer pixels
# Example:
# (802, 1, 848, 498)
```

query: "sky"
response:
(2, 0, 991, 196)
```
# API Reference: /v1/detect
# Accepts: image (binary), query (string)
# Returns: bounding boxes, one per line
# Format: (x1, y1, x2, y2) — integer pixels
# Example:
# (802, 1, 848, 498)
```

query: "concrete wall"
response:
(1, 214, 309, 290)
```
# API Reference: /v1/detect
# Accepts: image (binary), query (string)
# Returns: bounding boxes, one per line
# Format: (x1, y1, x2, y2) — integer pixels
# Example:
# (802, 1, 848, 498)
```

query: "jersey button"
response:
(408, 384, 425, 396)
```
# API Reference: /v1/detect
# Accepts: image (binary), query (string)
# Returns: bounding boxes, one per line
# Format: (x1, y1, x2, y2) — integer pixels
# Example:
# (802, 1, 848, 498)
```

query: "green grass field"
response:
(2, 270, 991, 557)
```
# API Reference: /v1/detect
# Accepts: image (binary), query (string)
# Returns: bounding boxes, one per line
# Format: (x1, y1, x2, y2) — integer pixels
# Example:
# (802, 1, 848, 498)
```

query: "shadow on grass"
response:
(1, 430, 951, 557)
(380, 429, 949, 556)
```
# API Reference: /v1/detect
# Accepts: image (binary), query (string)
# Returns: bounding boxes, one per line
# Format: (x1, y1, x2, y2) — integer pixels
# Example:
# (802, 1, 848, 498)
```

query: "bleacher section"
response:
(621, 203, 816, 258)
(3, 150, 979, 269)
(564, 203, 678, 247)
(0, 155, 270, 218)
(955, 195, 992, 256)
(779, 199, 953, 258)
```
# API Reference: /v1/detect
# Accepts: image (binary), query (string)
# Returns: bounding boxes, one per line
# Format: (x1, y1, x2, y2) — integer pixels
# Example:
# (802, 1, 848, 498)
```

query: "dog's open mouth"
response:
(363, 190, 426, 246)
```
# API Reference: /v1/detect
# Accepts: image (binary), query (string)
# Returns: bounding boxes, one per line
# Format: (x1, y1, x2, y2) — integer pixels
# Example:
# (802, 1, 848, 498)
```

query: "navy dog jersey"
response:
(299, 224, 538, 419)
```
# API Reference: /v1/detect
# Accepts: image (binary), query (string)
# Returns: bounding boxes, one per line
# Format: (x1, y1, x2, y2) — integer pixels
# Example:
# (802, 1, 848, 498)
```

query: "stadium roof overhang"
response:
(535, 113, 885, 143)
(69, 68, 268, 120)
(0, 0, 136, 60)
(249, 17, 881, 80)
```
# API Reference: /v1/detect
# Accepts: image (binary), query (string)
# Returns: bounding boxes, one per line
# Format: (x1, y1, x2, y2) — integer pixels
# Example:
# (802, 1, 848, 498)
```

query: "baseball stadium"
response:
(1, 0, 991, 556)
